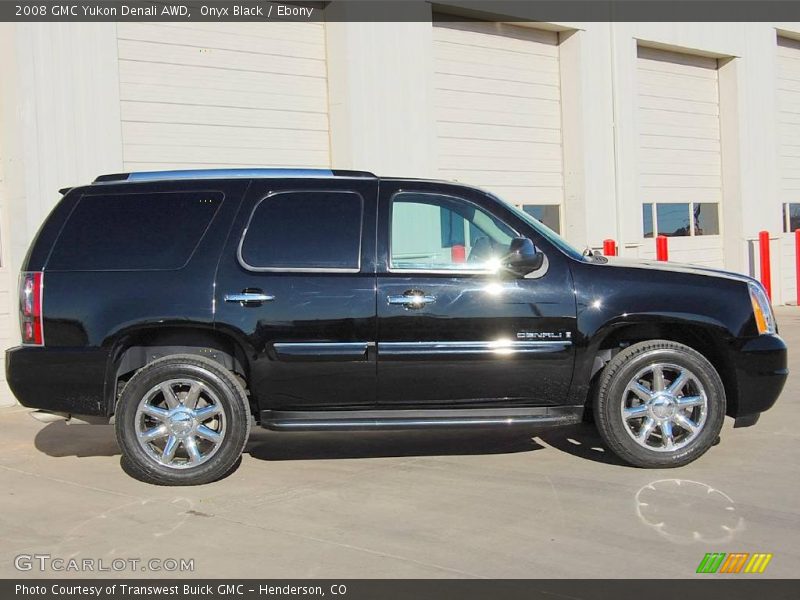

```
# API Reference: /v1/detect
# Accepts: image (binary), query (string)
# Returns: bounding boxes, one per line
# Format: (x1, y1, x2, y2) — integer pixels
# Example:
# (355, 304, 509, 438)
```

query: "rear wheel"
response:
(594, 340, 725, 468)
(115, 354, 250, 485)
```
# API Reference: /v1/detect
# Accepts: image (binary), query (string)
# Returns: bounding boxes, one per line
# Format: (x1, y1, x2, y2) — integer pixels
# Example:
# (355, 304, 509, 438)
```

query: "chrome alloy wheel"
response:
(134, 379, 226, 469)
(620, 363, 708, 452)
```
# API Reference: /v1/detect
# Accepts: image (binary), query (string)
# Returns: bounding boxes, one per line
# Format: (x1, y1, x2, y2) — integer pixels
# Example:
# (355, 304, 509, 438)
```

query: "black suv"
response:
(6, 169, 787, 485)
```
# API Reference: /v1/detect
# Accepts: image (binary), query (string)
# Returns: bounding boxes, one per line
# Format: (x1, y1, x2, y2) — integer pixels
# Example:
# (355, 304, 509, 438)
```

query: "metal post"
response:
(656, 235, 669, 261)
(759, 230, 772, 299)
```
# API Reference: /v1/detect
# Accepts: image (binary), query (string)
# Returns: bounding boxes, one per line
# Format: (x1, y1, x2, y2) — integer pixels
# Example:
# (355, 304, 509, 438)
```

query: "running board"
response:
(260, 406, 582, 431)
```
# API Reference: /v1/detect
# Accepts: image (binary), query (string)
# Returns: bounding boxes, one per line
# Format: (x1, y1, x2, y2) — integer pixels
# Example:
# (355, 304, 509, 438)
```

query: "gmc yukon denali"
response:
(5, 169, 788, 485)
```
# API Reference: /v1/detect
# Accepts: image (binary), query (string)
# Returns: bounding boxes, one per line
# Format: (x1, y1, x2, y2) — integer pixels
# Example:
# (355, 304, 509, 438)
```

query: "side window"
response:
(390, 192, 516, 271)
(48, 191, 223, 271)
(240, 190, 362, 271)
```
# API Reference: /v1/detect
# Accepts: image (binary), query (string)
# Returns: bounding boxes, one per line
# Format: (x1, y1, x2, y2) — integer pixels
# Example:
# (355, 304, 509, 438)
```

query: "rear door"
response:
(214, 177, 378, 413)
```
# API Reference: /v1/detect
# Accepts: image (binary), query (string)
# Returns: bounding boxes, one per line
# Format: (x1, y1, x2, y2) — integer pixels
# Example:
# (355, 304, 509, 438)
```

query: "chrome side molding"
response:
(379, 339, 572, 356)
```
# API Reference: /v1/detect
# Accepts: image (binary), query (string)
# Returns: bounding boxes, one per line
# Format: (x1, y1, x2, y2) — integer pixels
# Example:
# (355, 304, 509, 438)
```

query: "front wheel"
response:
(594, 340, 725, 468)
(115, 354, 251, 485)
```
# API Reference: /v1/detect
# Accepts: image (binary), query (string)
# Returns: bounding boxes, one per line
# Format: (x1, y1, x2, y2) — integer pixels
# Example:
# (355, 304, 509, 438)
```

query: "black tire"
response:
(594, 340, 725, 468)
(115, 354, 251, 485)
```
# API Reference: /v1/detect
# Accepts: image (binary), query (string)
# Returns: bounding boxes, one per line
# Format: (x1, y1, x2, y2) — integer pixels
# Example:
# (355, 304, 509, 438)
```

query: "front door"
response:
(376, 181, 576, 407)
(214, 178, 378, 412)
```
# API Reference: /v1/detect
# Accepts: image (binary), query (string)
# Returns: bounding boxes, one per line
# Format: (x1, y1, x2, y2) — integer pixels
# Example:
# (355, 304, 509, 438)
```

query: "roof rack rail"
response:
(93, 168, 376, 184)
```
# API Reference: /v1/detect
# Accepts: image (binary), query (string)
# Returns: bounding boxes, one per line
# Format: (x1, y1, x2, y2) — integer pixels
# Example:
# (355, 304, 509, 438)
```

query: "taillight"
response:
(20, 272, 43, 345)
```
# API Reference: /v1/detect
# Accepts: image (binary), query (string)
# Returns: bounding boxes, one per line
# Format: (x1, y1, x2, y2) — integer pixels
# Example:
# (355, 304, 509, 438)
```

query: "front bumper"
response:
(6, 345, 109, 416)
(730, 334, 788, 425)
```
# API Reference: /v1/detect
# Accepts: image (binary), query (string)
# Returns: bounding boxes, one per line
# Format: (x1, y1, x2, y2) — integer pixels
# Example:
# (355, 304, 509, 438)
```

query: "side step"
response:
(260, 406, 583, 431)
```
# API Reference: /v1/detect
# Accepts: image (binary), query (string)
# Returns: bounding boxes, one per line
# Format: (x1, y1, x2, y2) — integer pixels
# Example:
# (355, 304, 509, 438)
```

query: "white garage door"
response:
(637, 46, 723, 267)
(116, 22, 330, 171)
(432, 17, 564, 233)
(777, 36, 800, 303)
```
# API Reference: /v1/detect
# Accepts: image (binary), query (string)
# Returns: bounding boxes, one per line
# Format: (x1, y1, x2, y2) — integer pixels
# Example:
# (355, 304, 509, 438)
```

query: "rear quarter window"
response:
(238, 190, 363, 271)
(47, 190, 223, 271)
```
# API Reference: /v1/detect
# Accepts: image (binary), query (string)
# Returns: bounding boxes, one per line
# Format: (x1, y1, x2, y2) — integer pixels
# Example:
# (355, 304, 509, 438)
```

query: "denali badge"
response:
(516, 331, 572, 340)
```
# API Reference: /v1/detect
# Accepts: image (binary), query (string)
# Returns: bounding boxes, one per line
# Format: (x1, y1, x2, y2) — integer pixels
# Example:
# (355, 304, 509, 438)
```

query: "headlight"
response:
(748, 282, 776, 335)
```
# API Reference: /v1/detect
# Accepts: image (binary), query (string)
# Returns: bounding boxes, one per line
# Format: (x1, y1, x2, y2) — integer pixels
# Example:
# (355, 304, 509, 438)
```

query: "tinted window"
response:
(240, 191, 362, 270)
(48, 191, 223, 271)
(391, 192, 515, 271)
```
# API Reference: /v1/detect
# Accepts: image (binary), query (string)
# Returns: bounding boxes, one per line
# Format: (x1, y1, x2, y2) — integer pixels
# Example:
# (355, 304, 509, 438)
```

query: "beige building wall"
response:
(324, 1, 438, 176)
(776, 34, 800, 304)
(0, 27, 14, 406)
(0, 23, 124, 406)
(555, 21, 795, 302)
(1, 14, 800, 408)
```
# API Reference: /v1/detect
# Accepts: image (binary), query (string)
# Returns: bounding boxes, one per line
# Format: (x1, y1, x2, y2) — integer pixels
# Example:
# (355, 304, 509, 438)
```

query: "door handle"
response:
(387, 291, 436, 309)
(224, 291, 275, 306)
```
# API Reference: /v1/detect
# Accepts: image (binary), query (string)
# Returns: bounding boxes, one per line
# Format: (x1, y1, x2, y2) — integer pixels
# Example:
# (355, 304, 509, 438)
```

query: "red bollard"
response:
(759, 230, 772, 300)
(796, 229, 800, 305)
(656, 235, 669, 261)
(603, 239, 617, 257)
(451, 244, 466, 263)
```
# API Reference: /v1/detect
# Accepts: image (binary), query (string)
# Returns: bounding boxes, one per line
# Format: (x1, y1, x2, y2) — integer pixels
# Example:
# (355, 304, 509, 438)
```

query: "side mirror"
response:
(505, 237, 544, 275)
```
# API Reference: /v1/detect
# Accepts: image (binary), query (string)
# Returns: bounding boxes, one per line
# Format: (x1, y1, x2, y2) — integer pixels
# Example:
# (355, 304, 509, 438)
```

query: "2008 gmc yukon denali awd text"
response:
(5, 169, 788, 485)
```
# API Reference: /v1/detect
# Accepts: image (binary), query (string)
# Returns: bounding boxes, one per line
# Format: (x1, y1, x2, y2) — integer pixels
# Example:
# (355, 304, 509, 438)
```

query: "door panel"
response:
(376, 182, 576, 407)
(214, 178, 378, 411)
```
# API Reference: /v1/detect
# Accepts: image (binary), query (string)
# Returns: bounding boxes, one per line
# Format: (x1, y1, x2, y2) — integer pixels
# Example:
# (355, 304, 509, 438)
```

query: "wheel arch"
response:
(580, 316, 739, 419)
(103, 325, 252, 416)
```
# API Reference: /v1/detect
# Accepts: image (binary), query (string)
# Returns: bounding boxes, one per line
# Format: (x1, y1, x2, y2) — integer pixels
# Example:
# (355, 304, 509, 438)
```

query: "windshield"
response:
(491, 195, 585, 261)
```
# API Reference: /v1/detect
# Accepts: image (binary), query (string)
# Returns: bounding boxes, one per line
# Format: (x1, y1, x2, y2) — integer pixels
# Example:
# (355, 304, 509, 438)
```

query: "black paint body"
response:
(5, 175, 788, 428)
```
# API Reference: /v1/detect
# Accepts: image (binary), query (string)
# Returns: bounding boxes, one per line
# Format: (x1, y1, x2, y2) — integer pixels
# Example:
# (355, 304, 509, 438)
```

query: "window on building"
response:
(642, 202, 720, 238)
(391, 192, 516, 271)
(240, 191, 363, 271)
(657, 203, 691, 237)
(783, 203, 800, 233)
(693, 203, 720, 236)
(48, 191, 223, 271)
(643, 203, 654, 238)
(521, 204, 561, 234)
